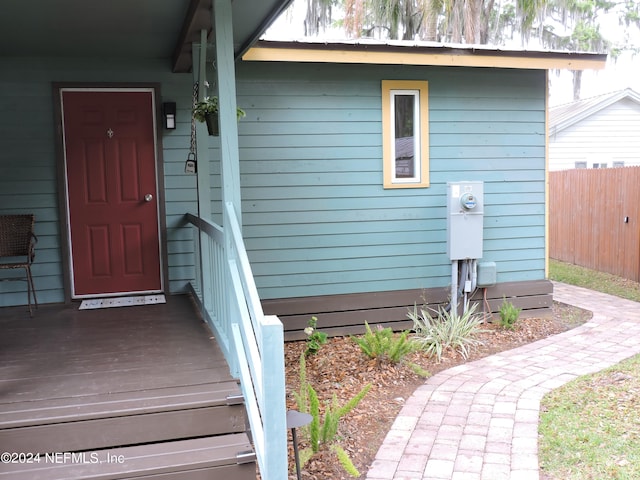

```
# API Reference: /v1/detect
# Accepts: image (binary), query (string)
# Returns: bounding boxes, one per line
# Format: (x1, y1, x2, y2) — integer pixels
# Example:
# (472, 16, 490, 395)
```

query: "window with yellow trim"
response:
(382, 80, 429, 188)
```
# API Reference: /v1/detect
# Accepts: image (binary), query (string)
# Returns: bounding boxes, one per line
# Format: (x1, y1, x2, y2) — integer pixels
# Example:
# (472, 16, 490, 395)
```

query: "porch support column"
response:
(192, 32, 213, 312)
(212, 0, 242, 230)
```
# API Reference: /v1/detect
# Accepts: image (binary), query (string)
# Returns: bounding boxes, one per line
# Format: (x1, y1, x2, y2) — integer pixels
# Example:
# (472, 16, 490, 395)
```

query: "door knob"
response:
(144, 194, 153, 202)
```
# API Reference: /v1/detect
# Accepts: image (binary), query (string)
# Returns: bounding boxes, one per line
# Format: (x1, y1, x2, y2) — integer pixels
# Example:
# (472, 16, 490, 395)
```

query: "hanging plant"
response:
(192, 96, 246, 136)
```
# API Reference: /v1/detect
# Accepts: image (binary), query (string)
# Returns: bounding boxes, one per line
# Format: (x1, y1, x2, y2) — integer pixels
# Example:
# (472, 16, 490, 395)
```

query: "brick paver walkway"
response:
(367, 282, 640, 480)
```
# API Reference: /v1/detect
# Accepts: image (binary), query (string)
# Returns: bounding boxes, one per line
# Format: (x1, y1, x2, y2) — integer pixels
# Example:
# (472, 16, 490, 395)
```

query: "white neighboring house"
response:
(548, 88, 640, 171)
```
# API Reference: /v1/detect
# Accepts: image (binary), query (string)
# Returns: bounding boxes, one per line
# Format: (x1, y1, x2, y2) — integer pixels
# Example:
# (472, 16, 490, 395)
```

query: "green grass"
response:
(540, 260, 640, 479)
(550, 259, 640, 302)
(539, 354, 640, 479)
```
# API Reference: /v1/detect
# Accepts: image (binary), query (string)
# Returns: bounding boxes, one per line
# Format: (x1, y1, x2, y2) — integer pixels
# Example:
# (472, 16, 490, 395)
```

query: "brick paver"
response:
(366, 282, 640, 479)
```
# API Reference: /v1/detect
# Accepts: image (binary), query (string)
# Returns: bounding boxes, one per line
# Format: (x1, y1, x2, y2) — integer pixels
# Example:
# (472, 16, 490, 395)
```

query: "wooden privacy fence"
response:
(549, 166, 640, 282)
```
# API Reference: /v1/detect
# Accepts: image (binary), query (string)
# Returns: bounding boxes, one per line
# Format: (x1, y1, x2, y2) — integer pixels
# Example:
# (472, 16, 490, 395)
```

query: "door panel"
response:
(62, 90, 162, 297)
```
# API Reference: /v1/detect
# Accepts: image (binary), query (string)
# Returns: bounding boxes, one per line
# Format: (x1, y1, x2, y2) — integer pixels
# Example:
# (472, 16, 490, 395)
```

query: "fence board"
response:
(549, 167, 640, 282)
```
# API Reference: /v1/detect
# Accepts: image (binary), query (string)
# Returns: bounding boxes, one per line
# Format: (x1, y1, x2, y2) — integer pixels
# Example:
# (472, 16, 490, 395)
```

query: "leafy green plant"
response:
(351, 322, 416, 363)
(303, 316, 328, 356)
(409, 301, 484, 362)
(498, 297, 521, 330)
(192, 96, 246, 122)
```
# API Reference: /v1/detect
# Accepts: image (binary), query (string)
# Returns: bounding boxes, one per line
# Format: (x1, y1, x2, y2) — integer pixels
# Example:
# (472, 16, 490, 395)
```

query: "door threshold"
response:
(79, 294, 166, 310)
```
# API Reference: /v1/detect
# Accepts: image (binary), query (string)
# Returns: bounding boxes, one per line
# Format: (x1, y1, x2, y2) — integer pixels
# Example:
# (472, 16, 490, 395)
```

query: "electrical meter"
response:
(447, 181, 484, 260)
(460, 192, 477, 210)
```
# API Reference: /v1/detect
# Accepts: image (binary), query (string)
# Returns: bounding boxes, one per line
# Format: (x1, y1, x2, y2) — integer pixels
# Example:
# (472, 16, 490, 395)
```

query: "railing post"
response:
(213, 0, 242, 229)
(260, 315, 288, 479)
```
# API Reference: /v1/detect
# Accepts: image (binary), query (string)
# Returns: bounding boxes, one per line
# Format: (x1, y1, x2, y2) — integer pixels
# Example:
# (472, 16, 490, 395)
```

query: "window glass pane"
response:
(394, 94, 415, 178)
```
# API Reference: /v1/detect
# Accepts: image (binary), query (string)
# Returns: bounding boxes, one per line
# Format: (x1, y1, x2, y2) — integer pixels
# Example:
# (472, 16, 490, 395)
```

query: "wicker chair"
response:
(0, 214, 38, 315)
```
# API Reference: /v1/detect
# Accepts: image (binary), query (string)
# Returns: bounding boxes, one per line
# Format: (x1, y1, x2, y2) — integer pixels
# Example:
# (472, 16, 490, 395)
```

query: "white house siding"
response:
(235, 61, 547, 300)
(549, 98, 640, 171)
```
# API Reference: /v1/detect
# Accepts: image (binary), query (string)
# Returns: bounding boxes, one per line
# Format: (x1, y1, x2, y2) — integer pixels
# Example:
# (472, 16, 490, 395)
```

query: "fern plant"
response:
(409, 301, 484, 362)
(352, 322, 416, 363)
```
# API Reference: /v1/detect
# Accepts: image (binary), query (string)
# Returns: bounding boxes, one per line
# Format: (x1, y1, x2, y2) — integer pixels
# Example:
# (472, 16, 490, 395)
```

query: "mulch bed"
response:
(282, 302, 592, 479)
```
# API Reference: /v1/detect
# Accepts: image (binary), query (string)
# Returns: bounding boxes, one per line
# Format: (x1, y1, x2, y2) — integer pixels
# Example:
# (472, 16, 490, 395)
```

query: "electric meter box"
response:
(447, 181, 484, 260)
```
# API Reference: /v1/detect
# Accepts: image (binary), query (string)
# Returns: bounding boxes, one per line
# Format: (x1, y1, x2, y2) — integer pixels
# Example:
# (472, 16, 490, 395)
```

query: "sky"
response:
(264, 2, 640, 107)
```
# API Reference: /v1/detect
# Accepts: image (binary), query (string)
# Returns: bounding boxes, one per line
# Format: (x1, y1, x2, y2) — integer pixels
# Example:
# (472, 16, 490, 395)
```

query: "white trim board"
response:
(79, 295, 166, 310)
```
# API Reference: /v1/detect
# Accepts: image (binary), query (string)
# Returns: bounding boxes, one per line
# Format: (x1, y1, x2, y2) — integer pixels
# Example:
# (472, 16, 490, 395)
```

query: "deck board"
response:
(0, 434, 255, 479)
(0, 295, 243, 453)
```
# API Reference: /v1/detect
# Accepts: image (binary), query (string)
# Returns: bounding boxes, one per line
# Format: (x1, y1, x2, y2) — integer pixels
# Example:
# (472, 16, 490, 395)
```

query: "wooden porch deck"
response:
(0, 295, 256, 479)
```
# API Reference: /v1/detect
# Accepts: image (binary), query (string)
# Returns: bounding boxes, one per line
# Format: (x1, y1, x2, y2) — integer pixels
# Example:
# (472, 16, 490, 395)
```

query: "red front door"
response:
(62, 90, 162, 297)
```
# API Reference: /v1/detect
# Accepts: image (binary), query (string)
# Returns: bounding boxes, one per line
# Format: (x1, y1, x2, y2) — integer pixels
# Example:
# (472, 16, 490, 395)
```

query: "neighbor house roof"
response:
(549, 88, 640, 135)
(243, 39, 607, 70)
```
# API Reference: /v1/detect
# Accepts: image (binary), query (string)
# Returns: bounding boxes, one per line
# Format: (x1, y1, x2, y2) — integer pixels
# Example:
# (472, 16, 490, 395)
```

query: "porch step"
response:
(0, 433, 256, 480)
(0, 381, 246, 454)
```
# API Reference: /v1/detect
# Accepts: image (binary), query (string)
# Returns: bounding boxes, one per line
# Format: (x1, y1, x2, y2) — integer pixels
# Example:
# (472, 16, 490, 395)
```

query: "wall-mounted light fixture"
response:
(162, 102, 176, 130)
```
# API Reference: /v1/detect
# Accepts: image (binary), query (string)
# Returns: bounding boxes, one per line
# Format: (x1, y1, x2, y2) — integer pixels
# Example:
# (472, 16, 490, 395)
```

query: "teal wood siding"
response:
(236, 62, 547, 300)
(0, 58, 197, 306)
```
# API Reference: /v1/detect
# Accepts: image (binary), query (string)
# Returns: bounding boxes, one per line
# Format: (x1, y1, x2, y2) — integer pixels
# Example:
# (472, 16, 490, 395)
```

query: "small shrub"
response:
(304, 316, 327, 356)
(409, 301, 484, 362)
(351, 322, 416, 363)
(498, 297, 521, 330)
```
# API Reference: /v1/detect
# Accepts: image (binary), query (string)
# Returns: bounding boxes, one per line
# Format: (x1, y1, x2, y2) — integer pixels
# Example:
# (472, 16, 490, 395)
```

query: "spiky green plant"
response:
(409, 301, 484, 362)
(293, 353, 309, 414)
(332, 444, 360, 477)
(498, 297, 521, 330)
(292, 352, 372, 475)
(352, 322, 416, 363)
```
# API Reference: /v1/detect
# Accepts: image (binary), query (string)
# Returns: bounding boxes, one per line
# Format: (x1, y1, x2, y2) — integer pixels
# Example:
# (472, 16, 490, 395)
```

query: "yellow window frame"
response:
(382, 80, 430, 189)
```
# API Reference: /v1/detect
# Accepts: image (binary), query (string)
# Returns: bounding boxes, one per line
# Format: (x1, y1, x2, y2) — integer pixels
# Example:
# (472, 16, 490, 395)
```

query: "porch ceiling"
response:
(0, 0, 292, 72)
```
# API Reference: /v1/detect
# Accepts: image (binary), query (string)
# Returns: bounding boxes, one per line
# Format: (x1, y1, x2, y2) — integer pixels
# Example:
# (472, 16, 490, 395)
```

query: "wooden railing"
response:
(185, 207, 287, 480)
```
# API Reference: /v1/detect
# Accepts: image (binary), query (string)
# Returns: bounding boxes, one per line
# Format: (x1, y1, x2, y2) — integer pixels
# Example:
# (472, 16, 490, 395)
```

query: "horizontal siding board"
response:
(246, 229, 444, 250)
(240, 119, 380, 135)
(249, 241, 446, 263)
(240, 145, 380, 161)
(430, 122, 544, 135)
(252, 253, 448, 276)
(429, 146, 546, 160)
(243, 218, 446, 238)
(432, 110, 545, 122)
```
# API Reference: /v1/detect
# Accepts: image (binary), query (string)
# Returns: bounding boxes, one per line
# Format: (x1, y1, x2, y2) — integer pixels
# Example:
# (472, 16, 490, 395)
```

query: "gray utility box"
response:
(447, 181, 484, 260)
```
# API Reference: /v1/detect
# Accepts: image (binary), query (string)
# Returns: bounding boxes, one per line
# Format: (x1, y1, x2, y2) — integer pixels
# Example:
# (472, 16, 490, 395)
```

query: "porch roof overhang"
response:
(243, 39, 608, 71)
(0, 0, 293, 73)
